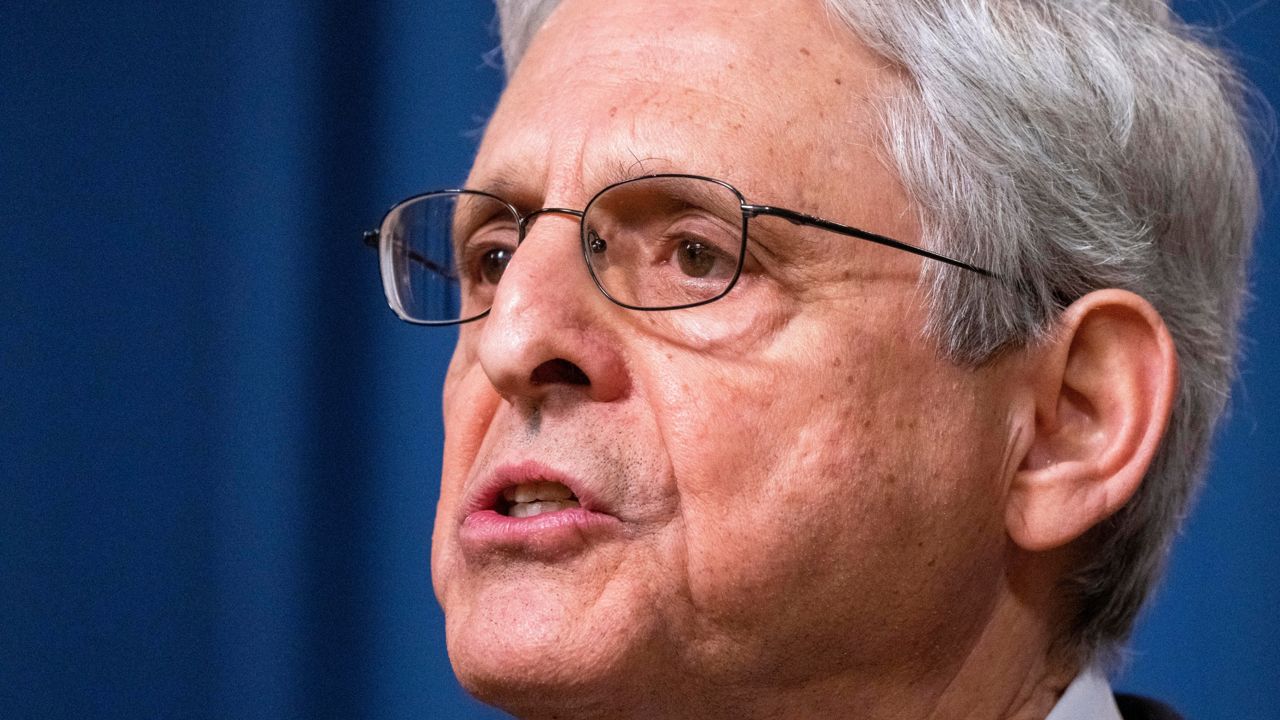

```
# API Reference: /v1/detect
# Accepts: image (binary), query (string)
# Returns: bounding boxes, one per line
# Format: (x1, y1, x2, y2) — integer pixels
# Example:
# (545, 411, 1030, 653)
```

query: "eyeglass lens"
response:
(583, 176, 745, 310)
(380, 191, 517, 324)
(379, 176, 746, 324)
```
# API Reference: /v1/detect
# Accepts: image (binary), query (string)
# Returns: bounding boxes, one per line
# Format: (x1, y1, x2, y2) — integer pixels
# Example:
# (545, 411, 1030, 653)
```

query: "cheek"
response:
(432, 355, 501, 590)
(650, 320, 1008, 665)
(440, 358, 497, 496)
(649, 350, 871, 619)
(668, 396, 886, 609)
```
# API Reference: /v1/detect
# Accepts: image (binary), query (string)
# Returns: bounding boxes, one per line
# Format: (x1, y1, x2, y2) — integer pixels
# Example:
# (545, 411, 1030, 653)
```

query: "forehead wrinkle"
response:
(474, 89, 695, 210)
(480, 0, 907, 232)
(530, 1, 852, 116)
(536, 2, 757, 79)
(480, 152, 685, 213)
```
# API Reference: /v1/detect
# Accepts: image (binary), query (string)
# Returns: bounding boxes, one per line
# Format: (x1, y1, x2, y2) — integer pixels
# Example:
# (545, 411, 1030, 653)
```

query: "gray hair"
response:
(493, 0, 1260, 666)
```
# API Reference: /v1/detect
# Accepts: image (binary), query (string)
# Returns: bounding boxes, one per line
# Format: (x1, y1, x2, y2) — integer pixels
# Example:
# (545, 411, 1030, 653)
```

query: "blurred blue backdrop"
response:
(1, 2, 1276, 718)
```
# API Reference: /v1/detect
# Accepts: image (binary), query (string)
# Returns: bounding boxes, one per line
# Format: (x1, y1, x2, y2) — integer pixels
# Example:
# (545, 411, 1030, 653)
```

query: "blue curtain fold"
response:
(0, 2, 1275, 719)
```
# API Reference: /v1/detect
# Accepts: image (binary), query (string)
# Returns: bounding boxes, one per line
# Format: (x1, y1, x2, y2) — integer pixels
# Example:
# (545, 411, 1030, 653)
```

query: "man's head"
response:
(425, 1, 1256, 717)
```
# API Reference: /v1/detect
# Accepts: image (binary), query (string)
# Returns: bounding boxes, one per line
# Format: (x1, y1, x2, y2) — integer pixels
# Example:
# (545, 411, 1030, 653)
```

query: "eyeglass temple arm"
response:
(743, 205, 1000, 280)
(362, 229, 458, 281)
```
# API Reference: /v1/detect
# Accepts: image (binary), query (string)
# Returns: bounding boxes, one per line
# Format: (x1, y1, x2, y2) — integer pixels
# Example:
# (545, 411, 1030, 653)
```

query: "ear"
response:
(1006, 289, 1178, 552)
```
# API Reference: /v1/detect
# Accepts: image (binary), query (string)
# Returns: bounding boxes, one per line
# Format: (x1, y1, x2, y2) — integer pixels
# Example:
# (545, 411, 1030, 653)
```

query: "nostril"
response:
(530, 358, 590, 386)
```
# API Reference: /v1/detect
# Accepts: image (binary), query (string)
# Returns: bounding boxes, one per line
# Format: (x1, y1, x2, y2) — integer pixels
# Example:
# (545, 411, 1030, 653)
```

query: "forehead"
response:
(472, 0, 905, 210)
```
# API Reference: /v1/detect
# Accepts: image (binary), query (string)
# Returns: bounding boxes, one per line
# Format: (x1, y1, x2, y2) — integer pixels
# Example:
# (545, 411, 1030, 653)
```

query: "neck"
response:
(923, 584, 1077, 720)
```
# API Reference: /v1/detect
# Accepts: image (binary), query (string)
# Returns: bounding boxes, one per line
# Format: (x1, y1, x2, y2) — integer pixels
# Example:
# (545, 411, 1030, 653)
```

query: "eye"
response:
(478, 247, 513, 285)
(673, 238, 731, 279)
(458, 216, 518, 287)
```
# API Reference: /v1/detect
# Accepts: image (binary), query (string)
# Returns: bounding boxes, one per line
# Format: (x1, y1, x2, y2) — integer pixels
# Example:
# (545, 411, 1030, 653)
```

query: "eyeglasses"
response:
(362, 173, 997, 325)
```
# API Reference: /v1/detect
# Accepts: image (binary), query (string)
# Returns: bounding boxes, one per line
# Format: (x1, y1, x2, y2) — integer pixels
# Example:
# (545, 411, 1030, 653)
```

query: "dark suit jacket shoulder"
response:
(1116, 693, 1184, 720)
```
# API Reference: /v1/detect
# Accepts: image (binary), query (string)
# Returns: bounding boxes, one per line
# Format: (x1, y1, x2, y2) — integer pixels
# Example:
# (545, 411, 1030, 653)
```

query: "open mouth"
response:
(497, 480, 581, 518)
(459, 464, 621, 556)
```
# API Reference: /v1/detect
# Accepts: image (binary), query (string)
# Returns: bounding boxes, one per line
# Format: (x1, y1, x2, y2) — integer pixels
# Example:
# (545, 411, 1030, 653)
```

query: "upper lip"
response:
(462, 459, 608, 518)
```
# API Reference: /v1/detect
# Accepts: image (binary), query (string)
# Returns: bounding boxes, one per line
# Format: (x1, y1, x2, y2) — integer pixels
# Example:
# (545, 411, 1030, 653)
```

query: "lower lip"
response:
(459, 508, 623, 559)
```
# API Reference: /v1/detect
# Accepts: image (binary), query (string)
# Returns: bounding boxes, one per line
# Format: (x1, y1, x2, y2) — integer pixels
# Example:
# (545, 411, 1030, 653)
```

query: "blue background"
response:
(1, 2, 1275, 718)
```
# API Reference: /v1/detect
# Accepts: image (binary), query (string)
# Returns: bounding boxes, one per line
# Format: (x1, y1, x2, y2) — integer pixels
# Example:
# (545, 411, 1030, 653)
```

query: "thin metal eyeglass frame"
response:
(362, 173, 1000, 326)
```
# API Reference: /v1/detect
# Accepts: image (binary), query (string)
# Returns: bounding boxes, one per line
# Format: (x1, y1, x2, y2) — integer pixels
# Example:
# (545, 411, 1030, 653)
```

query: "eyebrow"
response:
(472, 169, 530, 204)
(470, 156, 673, 208)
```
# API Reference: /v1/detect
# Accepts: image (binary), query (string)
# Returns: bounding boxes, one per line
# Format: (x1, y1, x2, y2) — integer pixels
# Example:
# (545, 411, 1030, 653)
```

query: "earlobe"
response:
(1005, 290, 1179, 552)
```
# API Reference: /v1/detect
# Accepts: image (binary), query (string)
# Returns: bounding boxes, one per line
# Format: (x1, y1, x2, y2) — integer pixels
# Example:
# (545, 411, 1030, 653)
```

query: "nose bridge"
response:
(493, 206, 589, 315)
(519, 207, 584, 242)
(505, 207, 588, 288)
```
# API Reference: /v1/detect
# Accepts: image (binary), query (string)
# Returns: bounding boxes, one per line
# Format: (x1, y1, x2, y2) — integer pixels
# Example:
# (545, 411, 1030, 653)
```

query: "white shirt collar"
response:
(1045, 666, 1123, 720)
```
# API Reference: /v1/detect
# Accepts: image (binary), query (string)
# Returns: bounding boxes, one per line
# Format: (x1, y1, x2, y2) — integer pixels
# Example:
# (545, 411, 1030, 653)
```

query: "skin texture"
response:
(429, 1, 1178, 718)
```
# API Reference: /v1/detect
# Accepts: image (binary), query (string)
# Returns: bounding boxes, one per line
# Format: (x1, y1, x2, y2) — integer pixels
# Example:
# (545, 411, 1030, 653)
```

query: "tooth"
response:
(538, 482, 574, 500)
(525, 501, 553, 517)
(507, 499, 581, 518)
(506, 481, 575, 503)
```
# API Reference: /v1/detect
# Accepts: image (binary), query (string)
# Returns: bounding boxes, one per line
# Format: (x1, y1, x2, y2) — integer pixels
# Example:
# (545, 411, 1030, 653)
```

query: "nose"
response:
(473, 211, 630, 405)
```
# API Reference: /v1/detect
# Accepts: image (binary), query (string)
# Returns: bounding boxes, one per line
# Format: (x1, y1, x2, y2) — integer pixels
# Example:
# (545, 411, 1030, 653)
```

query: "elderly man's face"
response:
(432, 0, 1018, 712)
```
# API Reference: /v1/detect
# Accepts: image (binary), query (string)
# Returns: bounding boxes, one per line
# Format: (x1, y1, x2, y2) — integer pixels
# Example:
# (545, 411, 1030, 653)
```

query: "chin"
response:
(442, 578, 671, 718)
(447, 619, 634, 718)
